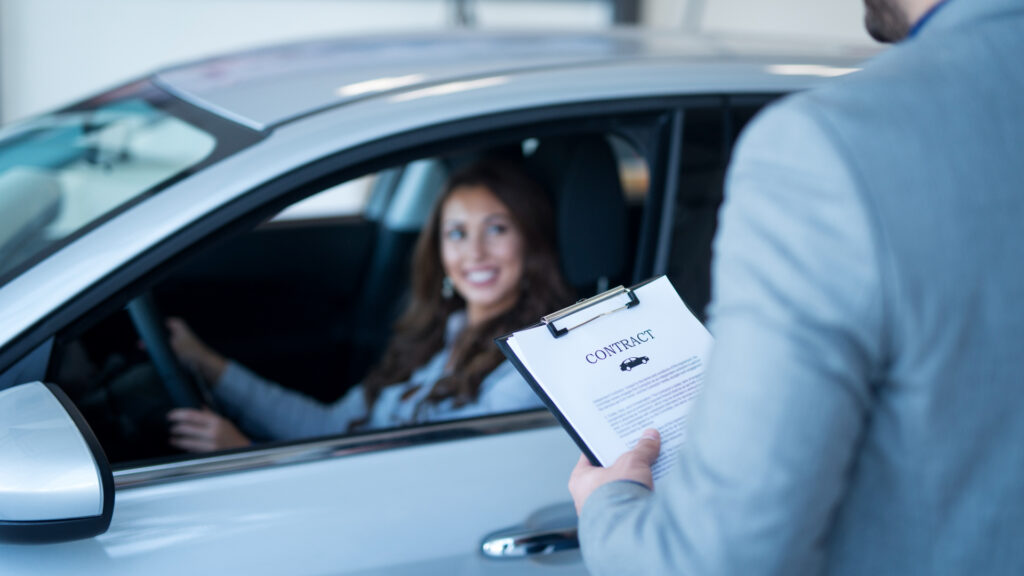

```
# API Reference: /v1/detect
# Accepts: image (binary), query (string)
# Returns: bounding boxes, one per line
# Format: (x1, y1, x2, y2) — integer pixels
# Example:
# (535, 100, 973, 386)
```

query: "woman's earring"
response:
(442, 276, 454, 299)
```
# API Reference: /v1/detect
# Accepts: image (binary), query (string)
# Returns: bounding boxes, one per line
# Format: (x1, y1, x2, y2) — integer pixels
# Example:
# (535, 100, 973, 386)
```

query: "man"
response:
(570, 0, 1024, 574)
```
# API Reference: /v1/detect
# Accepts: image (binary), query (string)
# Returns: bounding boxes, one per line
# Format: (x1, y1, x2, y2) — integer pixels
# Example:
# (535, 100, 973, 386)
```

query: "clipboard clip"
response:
(542, 285, 640, 339)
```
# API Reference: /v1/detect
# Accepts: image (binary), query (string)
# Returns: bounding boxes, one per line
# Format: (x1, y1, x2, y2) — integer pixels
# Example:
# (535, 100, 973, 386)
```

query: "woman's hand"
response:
(166, 317, 228, 384)
(167, 407, 251, 452)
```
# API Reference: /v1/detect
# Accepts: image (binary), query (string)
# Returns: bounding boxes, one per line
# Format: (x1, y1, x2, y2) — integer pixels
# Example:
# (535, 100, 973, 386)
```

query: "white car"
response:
(0, 30, 869, 575)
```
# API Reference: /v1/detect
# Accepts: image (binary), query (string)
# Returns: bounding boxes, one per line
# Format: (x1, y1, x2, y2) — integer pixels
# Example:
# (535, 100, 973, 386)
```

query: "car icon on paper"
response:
(619, 356, 650, 371)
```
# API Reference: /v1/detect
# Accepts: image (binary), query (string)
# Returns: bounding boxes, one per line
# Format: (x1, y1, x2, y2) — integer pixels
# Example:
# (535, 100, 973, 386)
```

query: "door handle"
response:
(480, 526, 579, 558)
(480, 502, 579, 559)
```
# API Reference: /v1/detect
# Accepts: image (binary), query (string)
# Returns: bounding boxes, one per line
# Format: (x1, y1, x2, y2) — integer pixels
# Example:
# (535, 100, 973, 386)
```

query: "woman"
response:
(166, 158, 573, 452)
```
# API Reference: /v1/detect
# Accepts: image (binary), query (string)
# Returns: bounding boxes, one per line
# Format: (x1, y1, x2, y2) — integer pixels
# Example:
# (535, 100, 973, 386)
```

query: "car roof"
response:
(154, 30, 875, 131)
(0, 30, 876, 360)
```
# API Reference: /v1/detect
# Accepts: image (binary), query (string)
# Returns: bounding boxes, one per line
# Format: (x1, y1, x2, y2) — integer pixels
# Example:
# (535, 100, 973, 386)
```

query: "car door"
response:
(0, 94, 691, 575)
(2, 91, 782, 569)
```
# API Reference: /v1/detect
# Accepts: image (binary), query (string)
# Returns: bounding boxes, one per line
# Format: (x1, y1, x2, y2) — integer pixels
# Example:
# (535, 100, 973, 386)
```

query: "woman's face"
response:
(440, 184, 525, 325)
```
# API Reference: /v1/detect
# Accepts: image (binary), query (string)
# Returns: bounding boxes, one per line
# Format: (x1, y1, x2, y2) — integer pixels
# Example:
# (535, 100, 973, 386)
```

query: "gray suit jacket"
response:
(580, 1, 1024, 574)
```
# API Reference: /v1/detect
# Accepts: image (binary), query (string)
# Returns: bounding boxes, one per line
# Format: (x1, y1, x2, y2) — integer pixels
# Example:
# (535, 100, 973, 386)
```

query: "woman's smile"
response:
(440, 184, 525, 326)
(463, 267, 499, 286)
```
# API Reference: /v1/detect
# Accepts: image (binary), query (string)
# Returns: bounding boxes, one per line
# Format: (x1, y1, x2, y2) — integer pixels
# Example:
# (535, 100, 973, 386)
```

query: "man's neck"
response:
(906, 0, 951, 37)
(905, 0, 946, 28)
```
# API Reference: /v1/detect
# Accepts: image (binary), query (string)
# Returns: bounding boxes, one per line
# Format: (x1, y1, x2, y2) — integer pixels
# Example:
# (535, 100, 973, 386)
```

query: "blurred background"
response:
(0, 0, 871, 123)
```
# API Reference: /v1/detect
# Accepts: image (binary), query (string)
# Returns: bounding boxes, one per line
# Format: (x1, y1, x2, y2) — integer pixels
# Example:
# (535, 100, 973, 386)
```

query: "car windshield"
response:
(0, 93, 217, 282)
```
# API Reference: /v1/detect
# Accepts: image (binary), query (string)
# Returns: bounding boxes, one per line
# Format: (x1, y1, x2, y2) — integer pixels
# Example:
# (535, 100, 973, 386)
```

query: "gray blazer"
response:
(579, 1, 1024, 574)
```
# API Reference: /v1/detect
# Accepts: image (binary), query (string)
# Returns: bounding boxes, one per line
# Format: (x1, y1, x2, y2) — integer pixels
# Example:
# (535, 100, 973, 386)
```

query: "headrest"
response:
(528, 135, 627, 293)
(383, 158, 448, 232)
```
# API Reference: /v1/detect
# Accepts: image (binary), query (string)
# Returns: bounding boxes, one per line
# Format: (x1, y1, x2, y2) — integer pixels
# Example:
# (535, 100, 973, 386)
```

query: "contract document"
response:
(497, 276, 712, 479)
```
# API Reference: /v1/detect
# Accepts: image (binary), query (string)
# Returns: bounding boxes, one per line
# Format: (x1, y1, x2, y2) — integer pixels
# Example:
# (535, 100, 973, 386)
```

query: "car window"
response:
(42, 125, 655, 468)
(665, 100, 775, 322)
(0, 96, 216, 283)
(608, 134, 650, 205)
(268, 175, 377, 223)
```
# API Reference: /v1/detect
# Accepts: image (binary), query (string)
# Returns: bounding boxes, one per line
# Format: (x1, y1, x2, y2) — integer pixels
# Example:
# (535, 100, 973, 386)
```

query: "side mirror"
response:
(0, 382, 114, 543)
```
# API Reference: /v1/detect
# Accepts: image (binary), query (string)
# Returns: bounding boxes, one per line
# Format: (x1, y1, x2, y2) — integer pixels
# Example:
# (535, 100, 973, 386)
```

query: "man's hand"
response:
(569, 428, 661, 515)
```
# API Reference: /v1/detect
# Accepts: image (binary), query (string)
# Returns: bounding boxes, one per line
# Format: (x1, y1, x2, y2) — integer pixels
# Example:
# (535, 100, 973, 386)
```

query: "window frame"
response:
(3, 95, 723, 487)
(0, 80, 265, 289)
(658, 94, 785, 321)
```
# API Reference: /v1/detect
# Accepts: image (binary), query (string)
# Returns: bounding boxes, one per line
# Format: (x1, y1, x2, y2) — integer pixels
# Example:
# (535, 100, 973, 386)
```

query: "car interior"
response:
(42, 122, 655, 464)
(38, 99, 771, 466)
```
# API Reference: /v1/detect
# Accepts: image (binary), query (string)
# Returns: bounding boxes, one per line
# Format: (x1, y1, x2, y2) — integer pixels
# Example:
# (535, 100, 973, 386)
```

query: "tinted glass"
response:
(0, 97, 216, 282)
(667, 101, 771, 321)
(47, 129, 653, 465)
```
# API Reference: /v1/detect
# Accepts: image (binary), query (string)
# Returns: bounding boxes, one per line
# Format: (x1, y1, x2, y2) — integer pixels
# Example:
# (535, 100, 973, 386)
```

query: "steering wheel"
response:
(126, 293, 207, 409)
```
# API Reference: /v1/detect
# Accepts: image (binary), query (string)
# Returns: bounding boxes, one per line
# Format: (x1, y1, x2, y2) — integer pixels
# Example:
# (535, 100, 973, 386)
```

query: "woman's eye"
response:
(445, 228, 466, 241)
(486, 223, 508, 236)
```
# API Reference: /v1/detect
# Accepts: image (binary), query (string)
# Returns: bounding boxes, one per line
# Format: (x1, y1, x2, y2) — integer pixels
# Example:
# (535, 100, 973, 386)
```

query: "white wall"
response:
(0, 0, 611, 123)
(475, 1, 611, 28)
(643, 0, 872, 42)
(0, 0, 441, 122)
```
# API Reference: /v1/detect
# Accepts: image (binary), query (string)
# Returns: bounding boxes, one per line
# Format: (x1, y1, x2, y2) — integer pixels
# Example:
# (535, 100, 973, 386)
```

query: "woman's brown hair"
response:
(356, 157, 573, 425)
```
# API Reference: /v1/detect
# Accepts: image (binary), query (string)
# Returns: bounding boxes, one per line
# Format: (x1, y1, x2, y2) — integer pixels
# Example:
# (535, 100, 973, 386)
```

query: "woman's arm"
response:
(472, 361, 546, 414)
(214, 362, 368, 441)
(166, 365, 370, 452)
(164, 318, 368, 447)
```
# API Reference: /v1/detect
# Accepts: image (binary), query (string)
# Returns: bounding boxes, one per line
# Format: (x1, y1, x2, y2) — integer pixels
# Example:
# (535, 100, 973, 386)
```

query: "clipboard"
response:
(496, 276, 674, 467)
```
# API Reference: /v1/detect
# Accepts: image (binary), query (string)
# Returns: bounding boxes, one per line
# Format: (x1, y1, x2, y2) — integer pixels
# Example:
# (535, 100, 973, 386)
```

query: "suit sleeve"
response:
(579, 97, 886, 575)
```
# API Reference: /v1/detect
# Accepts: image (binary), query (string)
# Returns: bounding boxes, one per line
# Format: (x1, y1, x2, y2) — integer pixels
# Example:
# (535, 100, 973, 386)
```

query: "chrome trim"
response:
(652, 109, 685, 276)
(480, 502, 580, 559)
(153, 76, 268, 133)
(113, 410, 558, 489)
(542, 285, 630, 326)
(481, 528, 579, 559)
(543, 285, 639, 338)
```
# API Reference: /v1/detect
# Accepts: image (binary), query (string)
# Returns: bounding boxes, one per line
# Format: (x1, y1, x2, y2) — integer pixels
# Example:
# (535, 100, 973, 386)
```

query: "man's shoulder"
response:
(731, 93, 839, 168)
(742, 38, 962, 163)
(780, 50, 922, 127)
(792, 22, 1018, 131)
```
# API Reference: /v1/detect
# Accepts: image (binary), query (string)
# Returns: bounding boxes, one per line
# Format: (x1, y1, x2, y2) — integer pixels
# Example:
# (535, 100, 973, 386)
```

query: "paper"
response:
(504, 276, 712, 479)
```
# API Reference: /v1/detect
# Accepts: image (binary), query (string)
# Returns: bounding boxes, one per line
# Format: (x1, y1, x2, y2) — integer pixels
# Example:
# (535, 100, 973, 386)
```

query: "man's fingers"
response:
(613, 428, 661, 475)
(574, 453, 594, 471)
(570, 436, 661, 515)
(570, 455, 592, 490)
(631, 428, 661, 465)
(569, 453, 599, 515)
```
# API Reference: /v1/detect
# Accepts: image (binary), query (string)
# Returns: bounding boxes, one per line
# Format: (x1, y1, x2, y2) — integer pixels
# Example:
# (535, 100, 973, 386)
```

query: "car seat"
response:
(526, 134, 629, 298)
(343, 160, 449, 385)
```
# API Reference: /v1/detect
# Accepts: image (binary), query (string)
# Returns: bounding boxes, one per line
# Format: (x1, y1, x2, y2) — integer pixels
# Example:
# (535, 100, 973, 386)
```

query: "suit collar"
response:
(908, 0, 951, 37)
